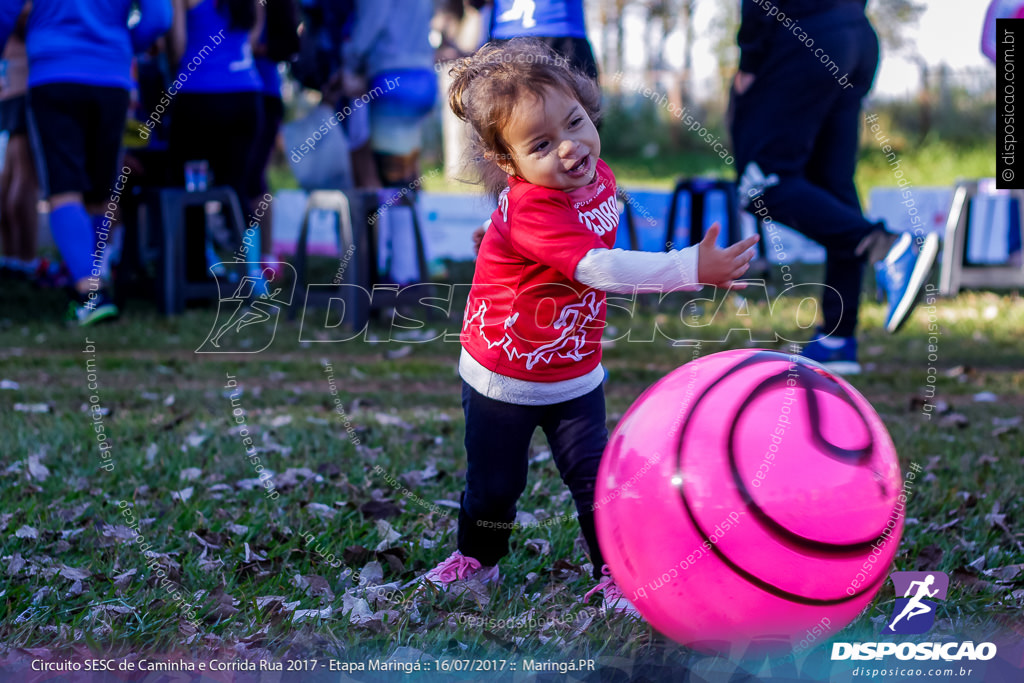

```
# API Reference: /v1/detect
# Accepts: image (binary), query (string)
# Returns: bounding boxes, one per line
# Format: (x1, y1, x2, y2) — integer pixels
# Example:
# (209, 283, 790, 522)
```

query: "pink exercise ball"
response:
(595, 349, 904, 654)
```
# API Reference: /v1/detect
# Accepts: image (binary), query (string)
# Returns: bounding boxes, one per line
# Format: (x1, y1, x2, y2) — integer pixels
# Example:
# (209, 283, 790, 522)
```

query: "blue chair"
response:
(664, 177, 769, 278)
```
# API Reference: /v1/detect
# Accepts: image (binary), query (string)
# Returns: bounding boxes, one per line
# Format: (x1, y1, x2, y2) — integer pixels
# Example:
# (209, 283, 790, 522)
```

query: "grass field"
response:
(1, 262, 1021, 679)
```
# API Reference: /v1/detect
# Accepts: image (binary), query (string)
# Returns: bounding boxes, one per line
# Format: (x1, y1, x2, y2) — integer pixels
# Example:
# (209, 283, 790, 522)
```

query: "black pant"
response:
(458, 382, 607, 579)
(730, 4, 880, 337)
(168, 91, 263, 204)
(169, 91, 263, 278)
(27, 83, 129, 203)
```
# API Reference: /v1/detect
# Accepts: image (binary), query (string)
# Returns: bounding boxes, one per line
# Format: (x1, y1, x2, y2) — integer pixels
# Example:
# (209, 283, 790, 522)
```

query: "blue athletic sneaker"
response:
(800, 332, 861, 375)
(875, 232, 940, 334)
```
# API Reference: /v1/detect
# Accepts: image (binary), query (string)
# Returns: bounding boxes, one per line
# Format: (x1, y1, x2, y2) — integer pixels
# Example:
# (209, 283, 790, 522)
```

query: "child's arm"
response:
(575, 223, 758, 293)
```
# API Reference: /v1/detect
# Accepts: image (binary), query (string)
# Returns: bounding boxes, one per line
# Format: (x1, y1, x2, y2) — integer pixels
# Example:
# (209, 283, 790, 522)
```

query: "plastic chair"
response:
(292, 190, 368, 329)
(939, 180, 1024, 295)
(617, 188, 641, 250)
(664, 178, 769, 278)
(290, 188, 434, 327)
(137, 186, 247, 314)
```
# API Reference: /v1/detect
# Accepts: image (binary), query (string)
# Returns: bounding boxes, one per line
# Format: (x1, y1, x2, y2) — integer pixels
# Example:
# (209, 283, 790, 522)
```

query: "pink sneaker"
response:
(418, 551, 500, 589)
(584, 565, 641, 618)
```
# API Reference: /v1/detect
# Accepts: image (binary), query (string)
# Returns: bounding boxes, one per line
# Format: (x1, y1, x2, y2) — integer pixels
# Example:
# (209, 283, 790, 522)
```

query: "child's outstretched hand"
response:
(697, 223, 760, 288)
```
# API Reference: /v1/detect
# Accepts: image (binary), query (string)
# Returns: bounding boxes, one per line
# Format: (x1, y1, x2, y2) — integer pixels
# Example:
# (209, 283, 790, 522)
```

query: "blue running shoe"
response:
(876, 232, 940, 334)
(800, 331, 861, 375)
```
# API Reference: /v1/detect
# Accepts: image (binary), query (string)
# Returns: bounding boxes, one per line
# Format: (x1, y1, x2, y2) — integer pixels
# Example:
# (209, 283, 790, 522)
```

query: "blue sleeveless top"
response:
(176, 0, 261, 94)
(490, 0, 588, 40)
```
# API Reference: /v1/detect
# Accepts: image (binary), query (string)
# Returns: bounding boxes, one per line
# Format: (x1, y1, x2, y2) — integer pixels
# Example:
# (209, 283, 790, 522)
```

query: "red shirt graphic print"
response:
(462, 159, 619, 383)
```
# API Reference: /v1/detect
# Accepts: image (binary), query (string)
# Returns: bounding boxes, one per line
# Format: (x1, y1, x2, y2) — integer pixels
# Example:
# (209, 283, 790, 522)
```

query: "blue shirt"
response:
(255, 56, 282, 97)
(0, 0, 172, 89)
(490, 0, 588, 40)
(177, 0, 261, 94)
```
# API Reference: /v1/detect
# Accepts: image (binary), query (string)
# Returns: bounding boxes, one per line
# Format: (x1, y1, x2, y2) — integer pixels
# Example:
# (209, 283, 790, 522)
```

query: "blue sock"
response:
(92, 214, 112, 252)
(49, 203, 97, 283)
(92, 213, 116, 275)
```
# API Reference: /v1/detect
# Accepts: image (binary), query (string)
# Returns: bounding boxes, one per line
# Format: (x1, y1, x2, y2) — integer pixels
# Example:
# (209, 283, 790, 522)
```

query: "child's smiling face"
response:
(496, 86, 601, 192)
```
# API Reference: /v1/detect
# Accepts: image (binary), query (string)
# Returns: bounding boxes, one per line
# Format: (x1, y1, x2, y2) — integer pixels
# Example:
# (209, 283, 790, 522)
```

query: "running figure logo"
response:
(197, 262, 295, 353)
(498, 0, 537, 29)
(885, 571, 949, 634)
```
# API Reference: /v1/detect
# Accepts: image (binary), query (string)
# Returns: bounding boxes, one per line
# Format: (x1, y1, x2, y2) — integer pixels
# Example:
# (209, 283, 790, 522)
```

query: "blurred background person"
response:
(168, 0, 262, 279)
(341, 0, 436, 188)
(0, 0, 173, 324)
(487, 0, 597, 80)
(730, 0, 938, 374)
(249, 0, 299, 270)
(0, 3, 37, 280)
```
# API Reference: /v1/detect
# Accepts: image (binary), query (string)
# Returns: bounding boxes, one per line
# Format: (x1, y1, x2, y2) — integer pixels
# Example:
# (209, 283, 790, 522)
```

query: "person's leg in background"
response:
(250, 93, 284, 267)
(82, 84, 131, 311)
(803, 16, 882, 341)
(730, 9, 925, 371)
(368, 69, 437, 283)
(0, 93, 39, 276)
(5, 132, 39, 266)
(345, 101, 380, 191)
(28, 83, 127, 324)
(170, 92, 263, 280)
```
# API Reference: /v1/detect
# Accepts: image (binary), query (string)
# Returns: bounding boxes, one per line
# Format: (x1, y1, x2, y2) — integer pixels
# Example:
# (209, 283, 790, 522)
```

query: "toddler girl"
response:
(419, 38, 758, 614)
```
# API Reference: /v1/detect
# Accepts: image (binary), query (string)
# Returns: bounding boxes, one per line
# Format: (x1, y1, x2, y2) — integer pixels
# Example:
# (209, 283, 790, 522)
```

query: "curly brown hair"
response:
(448, 38, 602, 199)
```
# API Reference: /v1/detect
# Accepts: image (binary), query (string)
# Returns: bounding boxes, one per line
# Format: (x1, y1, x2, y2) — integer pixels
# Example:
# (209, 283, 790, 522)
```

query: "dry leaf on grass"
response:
(985, 564, 1024, 583)
(360, 500, 402, 519)
(938, 413, 969, 429)
(292, 574, 334, 599)
(243, 542, 268, 563)
(180, 467, 202, 481)
(14, 403, 50, 413)
(102, 524, 136, 542)
(525, 539, 551, 556)
(90, 604, 135, 617)
(292, 607, 333, 623)
(206, 588, 240, 619)
(358, 560, 384, 587)
(374, 520, 401, 551)
(341, 592, 374, 625)
(58, 565, 91, 581)
(305, 502, 336, 520)
(15, 525, 38, 539)
(113, 569, 136, 588)
(374, 412, 413, 430)
(26, 454, 49, 482)
(171, 487, 194, 503)
(7, 553, 26, 576)
(182, 433, 208, 449)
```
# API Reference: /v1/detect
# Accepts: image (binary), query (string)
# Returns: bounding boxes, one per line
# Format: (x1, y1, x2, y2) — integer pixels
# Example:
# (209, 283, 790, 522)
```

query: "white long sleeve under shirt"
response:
(460, 245, 703, 405)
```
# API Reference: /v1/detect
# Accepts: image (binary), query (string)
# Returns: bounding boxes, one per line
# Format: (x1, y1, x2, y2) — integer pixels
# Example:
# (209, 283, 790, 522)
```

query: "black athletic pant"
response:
(730, 4, 881, 337)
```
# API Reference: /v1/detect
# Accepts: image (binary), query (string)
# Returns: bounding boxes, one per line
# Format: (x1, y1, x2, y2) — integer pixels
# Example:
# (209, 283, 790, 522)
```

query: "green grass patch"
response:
(1, 272, 1021, 675)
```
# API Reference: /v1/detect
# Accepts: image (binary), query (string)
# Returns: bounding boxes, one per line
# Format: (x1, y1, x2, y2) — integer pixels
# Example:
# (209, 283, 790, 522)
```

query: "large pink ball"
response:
(595, 349, 904, 653)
